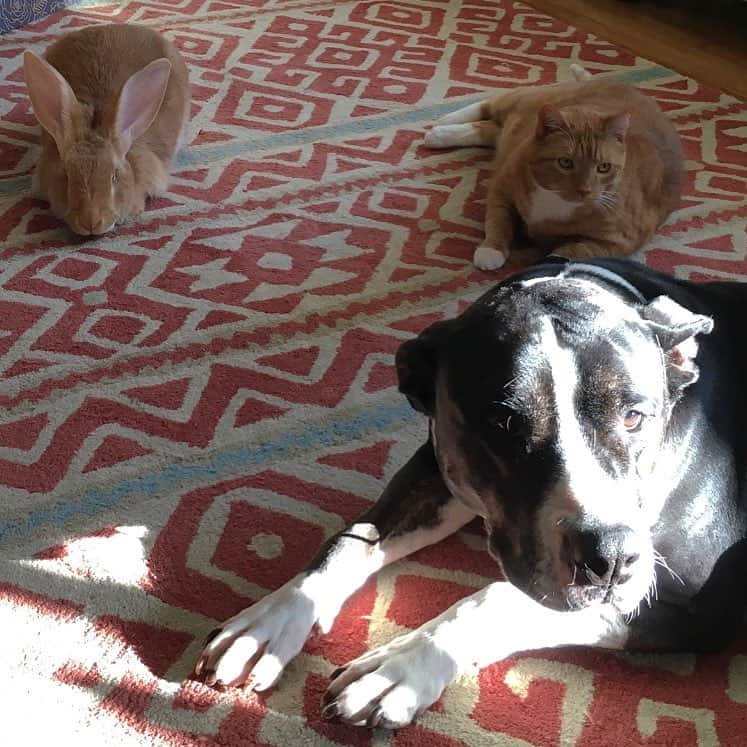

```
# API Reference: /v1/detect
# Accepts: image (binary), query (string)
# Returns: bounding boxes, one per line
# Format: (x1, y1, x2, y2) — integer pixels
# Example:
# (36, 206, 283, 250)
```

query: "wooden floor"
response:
(526, 0, 747, 100)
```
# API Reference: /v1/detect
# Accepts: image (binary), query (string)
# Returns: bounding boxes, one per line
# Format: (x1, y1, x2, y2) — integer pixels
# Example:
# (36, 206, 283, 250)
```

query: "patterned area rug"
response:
(1, 1, 746, 745)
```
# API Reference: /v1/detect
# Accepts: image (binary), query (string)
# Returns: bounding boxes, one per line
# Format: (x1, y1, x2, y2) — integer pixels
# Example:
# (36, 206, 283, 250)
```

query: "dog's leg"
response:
(195, 441, 475, 692)
(324, 580, 628, 728)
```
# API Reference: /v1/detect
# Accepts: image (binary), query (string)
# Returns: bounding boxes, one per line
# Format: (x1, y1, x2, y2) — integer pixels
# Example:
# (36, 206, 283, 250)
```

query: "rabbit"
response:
(23, 23, 190, 236)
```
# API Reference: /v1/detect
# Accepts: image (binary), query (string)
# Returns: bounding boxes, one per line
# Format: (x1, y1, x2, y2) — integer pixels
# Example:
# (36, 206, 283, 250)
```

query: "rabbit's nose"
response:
(75, 211, 97, 234)
(92, 219, 115, 234)
(78, 212, 112, 235)
(68, 218, 91, 236)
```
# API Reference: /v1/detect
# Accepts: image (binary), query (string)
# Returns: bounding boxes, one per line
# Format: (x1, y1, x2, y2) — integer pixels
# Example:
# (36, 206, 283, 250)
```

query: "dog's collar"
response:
(535, 254, 647, 305)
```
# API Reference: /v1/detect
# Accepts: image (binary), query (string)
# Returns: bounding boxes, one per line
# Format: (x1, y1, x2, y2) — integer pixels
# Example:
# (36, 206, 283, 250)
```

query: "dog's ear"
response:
(640, 295, 713, 395)
(395, 320, 453, 415)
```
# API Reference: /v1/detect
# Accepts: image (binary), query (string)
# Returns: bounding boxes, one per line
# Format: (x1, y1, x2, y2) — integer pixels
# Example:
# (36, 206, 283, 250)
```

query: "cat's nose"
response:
(578, 185, 592, 197)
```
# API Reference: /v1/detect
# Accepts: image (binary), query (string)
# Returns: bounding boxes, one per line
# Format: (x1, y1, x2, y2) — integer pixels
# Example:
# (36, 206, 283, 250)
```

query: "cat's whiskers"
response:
(596, 190, 619, 213)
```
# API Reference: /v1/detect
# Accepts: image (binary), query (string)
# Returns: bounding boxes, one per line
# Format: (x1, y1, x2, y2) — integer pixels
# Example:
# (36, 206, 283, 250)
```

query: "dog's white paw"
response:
(322, 632, 457, 729)
(473, 245, 507, 271)
(195, 577, 316, 691)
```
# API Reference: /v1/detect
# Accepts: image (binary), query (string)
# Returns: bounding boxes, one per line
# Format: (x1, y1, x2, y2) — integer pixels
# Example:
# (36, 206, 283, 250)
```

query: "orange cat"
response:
(425, 66, 683, 270)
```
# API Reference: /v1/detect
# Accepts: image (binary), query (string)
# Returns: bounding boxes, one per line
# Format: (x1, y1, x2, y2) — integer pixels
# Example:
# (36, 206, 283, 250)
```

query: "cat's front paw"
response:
(322, 632, 457, 729)
(473, 244, 507, 271)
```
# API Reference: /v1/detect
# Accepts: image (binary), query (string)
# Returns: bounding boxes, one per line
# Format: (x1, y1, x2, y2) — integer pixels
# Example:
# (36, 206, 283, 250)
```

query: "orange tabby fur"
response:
(426, 70, 683, 270)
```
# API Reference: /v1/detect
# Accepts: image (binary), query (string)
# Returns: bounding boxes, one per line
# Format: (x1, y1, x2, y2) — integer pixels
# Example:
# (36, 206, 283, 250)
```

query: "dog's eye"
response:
(557, 157, 574, 170)
(597, 162, 612, 174)
(623, 410, 644, 431)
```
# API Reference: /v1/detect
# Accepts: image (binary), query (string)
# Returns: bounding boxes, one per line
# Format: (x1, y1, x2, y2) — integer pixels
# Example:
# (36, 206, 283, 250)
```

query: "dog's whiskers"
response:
(568, 563, 577, 587)
(501, 377, 518, 393)
(624, 591, 645, 622)
(625, 564, 659, 623)
(653, 550, 684, 586)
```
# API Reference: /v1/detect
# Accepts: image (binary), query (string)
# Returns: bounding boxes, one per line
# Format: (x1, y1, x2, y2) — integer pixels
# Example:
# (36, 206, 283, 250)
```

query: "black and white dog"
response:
(196, 257, 747, 728)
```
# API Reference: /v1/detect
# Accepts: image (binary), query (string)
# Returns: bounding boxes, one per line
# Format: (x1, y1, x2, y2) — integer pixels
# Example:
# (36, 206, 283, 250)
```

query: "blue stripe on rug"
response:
(0, 64, 676, 194)
(174, 66, 676, 169)
(0, 401, 419, 543)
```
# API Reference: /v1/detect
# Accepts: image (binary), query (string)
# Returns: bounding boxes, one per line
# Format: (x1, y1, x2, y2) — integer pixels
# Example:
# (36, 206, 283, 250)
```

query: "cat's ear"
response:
(605, 112, 630, 143)
(536, 105, 569, 138)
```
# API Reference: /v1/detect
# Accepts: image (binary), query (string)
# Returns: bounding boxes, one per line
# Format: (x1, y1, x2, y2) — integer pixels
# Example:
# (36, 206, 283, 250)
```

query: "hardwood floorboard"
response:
(525, 0, 747, 99)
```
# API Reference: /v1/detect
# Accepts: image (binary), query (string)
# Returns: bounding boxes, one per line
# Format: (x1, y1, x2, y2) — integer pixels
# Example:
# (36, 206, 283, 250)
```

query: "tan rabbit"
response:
(24, 23, 190, 236)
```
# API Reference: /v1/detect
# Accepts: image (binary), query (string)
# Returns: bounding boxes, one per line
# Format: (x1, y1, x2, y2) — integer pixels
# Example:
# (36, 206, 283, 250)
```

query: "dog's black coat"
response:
(438, 257, 747, 650)
(393, 256, 747, 649)
(198, 257, 747, 728)
(565, 259, 747, 651)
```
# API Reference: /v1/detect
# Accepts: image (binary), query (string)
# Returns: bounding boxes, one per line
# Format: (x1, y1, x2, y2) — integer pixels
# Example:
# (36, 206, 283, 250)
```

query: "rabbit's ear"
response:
(114, 58, 171, 155)
(23, 51, 80, 153)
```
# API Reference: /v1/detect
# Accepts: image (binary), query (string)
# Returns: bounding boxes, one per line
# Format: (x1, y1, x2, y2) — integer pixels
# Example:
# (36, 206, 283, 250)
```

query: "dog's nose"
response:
(566, 526, 641, 586)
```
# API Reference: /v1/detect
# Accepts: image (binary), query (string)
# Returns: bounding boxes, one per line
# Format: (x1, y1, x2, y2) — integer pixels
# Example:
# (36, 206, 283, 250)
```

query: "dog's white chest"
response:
(526, 186, 578, 225)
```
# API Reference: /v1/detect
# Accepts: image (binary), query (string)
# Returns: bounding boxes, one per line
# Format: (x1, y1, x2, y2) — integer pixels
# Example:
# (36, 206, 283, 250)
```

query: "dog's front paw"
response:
(195, 578, 316, 692)
(473, 244, 507, 271)
(322, 632, 458, 729)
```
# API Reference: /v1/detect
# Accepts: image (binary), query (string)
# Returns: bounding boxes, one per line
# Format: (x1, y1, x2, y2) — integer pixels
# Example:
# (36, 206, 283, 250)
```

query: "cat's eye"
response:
(557, 157, 574, 170)
(112, 170, 119, 184)
(623, 410, 644, 431)
(597, 162, 612, 174)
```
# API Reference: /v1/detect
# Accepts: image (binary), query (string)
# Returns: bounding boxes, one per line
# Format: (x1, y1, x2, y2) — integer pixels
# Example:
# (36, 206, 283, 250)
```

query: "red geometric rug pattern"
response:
(1, 1, 746, 745)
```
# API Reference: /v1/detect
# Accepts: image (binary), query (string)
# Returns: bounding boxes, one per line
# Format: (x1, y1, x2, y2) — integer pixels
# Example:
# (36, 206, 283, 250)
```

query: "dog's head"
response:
(397, 274, 713, 614)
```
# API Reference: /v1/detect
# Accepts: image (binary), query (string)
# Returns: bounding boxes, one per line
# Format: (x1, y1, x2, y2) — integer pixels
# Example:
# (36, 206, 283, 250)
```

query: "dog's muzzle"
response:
(561, 525, 643, 597)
